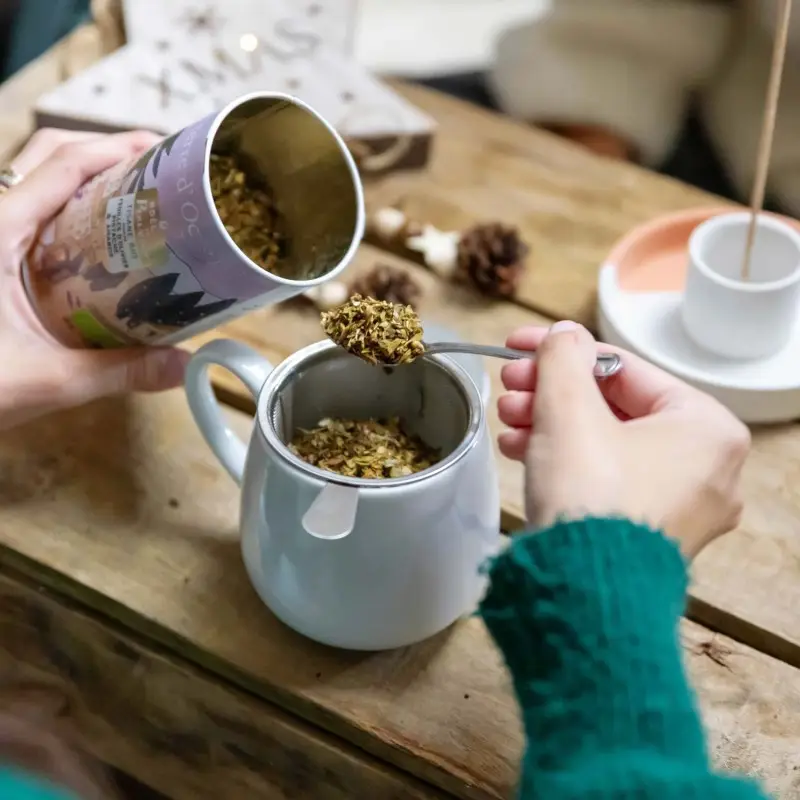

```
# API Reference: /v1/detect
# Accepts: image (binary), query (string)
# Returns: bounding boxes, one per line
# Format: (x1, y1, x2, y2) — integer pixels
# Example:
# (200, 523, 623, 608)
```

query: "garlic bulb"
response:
(406, 225, 460, 279)
(370, 207, 408, 240)
(304, 281, 349, 310)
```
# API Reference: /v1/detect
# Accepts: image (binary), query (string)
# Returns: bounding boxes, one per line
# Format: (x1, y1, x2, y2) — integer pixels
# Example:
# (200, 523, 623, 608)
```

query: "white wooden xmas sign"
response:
(35, 0, 436, 174)
(123, 0, 360, 56)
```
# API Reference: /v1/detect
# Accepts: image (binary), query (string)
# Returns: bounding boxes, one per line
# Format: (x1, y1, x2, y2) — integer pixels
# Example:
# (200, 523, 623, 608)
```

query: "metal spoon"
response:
(423, 342, 623, 379)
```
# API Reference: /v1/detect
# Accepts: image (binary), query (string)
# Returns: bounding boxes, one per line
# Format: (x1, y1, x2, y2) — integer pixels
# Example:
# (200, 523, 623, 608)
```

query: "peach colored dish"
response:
(610, 206, 800, 294)
(598, 205, 800, 424)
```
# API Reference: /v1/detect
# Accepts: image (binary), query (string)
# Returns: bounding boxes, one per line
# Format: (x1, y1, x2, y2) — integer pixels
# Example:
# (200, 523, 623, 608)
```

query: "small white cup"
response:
(682, 212, 800, 360)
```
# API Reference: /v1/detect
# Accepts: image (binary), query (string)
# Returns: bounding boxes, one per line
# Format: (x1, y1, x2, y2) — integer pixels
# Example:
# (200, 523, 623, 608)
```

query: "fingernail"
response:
(548, 320, 582, 335)
(546, 321, 596, 370)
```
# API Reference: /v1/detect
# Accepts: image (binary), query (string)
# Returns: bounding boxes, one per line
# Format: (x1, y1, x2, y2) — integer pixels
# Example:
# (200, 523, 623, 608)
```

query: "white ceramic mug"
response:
(185, 339, 501, 651)
(682, 212, 800, 360)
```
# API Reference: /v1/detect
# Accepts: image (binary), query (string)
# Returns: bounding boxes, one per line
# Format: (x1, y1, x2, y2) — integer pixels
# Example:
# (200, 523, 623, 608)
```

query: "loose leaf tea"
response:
(290, 417, 440, 479)
(321, 294, 425, 365)
(209, 152, 287, 276)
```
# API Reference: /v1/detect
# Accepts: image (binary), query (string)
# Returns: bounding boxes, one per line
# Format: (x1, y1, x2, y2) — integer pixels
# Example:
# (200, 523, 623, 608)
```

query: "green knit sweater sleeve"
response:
(479, 518, 769, 800)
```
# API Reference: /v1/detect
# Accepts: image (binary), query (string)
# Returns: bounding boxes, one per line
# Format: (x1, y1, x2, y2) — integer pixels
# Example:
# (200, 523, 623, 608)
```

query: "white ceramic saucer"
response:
(423, 321, 491, 407)
(598, 207, 800, 424)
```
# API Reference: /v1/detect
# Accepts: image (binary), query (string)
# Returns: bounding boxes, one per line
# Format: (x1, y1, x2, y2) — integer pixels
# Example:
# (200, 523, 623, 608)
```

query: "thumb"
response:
(534, 321, 610, 432)
(57, 347, 190, 405)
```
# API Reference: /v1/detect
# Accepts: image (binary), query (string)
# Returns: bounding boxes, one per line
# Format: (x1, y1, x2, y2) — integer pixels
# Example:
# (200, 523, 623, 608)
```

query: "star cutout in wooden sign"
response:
(178, 5, 225, 34)
(124, 1, 358, 56)
(39, 3, 437, 175)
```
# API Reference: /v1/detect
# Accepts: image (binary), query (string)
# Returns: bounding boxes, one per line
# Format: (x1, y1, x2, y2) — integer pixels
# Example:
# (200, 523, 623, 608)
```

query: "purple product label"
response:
(127, 116, 273, 301)
(24, 110, 285, 348)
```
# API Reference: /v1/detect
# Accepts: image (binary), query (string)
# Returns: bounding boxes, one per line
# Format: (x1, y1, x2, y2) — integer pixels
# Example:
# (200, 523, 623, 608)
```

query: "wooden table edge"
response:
(0, 540, 494, 799)
(3, 537, 800, 800)
(0, 560, 455, 800)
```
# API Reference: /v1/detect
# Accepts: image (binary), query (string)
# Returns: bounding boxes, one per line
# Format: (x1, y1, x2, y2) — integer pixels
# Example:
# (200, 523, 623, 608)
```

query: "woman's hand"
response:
(497, 321, 751, 558)
(0, 129, 189, 431)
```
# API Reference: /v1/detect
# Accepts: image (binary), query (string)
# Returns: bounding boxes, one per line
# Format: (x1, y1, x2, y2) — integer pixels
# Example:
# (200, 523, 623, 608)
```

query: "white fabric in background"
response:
(353, 0, 546, 76)
(479, 0, 800, 216)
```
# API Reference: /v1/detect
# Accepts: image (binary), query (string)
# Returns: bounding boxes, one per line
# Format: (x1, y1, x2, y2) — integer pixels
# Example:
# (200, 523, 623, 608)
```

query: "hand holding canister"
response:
(0, 129, 191, 431)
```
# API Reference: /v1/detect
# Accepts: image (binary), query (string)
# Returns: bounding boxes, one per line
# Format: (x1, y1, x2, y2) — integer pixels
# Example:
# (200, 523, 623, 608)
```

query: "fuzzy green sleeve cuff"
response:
(480, 518, 768, 799)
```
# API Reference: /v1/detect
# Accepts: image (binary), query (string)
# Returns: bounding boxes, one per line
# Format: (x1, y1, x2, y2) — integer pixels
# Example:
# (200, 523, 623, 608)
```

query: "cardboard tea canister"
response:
(23, 92, 365, 349)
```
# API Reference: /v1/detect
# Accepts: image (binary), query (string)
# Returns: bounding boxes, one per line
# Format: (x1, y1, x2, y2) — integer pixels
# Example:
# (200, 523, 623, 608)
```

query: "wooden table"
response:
(1, 20, 800, 800)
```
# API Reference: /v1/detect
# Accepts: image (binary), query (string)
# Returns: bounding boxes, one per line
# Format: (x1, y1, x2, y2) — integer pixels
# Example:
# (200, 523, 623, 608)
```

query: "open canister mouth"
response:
(256, 340, 484, 488)
(204, 92, 365, 286)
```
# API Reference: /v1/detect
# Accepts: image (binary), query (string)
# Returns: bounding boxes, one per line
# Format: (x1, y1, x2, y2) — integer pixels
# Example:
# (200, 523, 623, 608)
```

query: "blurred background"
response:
(0, 0, 756, 209)
(0, 0, 537, 82)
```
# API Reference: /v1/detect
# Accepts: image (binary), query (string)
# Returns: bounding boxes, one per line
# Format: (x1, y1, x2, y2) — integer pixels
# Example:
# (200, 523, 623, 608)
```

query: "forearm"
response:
(479, 518, 768, 799)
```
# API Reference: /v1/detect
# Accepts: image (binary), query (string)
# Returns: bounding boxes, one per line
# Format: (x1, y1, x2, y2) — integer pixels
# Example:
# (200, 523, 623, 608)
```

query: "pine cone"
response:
(457, 223, 528, 298)
(350, 264, 422, 308)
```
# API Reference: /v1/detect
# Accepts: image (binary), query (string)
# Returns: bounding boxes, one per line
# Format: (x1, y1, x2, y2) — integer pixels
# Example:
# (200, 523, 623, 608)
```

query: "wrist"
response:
(531, 502, 702, 563)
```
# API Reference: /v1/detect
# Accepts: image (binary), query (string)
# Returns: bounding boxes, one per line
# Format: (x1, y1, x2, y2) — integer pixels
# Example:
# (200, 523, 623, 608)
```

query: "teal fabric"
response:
(2, 0, 90, 81)
(479, 517, 769, 799)
(0, 768, 77, 799)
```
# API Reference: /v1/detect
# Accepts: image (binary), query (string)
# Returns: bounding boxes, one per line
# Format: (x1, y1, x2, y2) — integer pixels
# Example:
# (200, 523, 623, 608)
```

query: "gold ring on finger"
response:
(0, 166, 24, 196)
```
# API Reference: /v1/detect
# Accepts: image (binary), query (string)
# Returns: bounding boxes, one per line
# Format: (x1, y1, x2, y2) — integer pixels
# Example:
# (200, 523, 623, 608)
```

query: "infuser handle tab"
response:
(302, 483, 359, 540)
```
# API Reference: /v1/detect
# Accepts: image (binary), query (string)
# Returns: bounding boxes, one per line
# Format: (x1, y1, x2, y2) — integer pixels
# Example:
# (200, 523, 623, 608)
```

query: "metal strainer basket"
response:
(259, 340, 483, 491)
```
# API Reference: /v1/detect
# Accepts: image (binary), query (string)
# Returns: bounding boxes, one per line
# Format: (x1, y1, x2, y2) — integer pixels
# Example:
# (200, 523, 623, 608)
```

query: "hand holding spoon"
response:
(321, 294, 623, 379)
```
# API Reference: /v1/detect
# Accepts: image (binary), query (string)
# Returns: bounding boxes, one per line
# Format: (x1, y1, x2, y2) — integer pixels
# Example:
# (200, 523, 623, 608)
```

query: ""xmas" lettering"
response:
(138, 19, 323, 107)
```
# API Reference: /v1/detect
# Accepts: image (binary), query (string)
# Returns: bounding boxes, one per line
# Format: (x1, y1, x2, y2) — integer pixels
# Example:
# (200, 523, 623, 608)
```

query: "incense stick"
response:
(741, 0, 793, 281)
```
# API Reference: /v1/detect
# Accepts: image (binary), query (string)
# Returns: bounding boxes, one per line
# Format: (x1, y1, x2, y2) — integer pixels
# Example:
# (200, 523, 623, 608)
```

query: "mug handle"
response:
(185, 339, 273, 485)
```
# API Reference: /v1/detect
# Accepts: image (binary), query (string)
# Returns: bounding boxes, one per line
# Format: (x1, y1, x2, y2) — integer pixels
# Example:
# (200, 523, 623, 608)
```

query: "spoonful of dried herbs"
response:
(321, 294, 623, 379)
(320, 294, 425, 365)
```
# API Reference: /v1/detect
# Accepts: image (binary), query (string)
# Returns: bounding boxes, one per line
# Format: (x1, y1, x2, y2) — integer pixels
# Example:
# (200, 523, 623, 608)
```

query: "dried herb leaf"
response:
(320, 294, 425, 365)
(209, 152, 288, 276)
(290, 417, 440, 479)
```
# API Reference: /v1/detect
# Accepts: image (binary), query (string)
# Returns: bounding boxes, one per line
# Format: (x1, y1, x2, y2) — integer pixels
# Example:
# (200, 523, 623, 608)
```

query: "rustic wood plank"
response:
(688, 426, 800, 669)
(682, 624, 800, 798)
(0, 398, 799, 798)
(0, 568, 447, 800)
(0, 395, 520, 800)
(361, 82, 737, 327)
